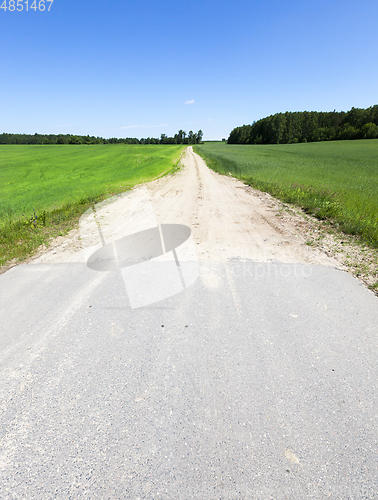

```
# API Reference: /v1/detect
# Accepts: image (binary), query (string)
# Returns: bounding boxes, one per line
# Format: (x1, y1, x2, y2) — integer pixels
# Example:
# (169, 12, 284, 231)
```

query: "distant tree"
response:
(228, 125, 253, 144)
(196, 130, 203, 143)
(337, 124, 360, 141)
(361, 122, 378, 139)
(68, 135, 80, 145)
(177, 130, 185, 143)
(188, 131, 195, 144)
(56, 135, 67, 144)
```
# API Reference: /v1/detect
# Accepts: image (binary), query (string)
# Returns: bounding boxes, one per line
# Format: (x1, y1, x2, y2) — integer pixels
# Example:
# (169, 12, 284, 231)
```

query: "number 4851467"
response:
(1, 0, 54, 11)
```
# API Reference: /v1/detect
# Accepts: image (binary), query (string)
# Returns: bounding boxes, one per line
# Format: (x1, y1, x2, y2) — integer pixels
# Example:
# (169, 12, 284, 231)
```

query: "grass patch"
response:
(0, 144, 185, 267)
(194, 140, 378, 247)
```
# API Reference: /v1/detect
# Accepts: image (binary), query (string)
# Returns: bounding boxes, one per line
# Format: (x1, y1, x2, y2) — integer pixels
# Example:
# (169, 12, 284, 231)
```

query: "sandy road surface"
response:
(32, 146, 340, 267)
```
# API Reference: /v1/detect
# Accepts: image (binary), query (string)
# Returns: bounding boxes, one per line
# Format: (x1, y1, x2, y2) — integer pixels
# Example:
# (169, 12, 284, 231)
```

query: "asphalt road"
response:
(1, 259, 377, 499)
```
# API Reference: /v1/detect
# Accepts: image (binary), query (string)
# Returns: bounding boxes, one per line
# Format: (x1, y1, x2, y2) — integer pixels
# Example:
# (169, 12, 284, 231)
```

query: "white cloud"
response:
(185, 100, 195, 105)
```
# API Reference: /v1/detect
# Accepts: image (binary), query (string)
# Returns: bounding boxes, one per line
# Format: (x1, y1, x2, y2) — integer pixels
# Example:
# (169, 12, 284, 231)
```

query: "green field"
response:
(194, 140, 378, 247)
(0, 144, 185, 267)
(0, 144, 184, 223)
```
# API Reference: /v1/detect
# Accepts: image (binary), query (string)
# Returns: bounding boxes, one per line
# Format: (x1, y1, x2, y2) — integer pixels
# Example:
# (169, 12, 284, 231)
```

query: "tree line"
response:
(159, 129, 203, 144)
(228, 105, 378, 145)
(0, 129, 203, 146)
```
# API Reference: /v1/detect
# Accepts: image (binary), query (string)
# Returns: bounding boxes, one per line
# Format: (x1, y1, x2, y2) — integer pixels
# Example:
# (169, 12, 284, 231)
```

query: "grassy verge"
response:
(0, 144, 185, 269)
(194, 140, 378, 247)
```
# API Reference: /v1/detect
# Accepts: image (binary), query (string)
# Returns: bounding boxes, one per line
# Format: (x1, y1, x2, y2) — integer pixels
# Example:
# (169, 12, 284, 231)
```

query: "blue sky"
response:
(1, 0, 377, 140)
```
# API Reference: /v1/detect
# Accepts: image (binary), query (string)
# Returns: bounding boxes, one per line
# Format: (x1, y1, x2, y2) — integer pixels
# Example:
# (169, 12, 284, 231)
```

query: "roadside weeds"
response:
(264, 193, 378, 297)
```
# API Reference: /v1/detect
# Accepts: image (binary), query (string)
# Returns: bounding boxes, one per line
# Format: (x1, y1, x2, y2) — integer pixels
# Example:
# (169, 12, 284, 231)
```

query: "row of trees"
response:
(228, 105, 378, 144)
(160, 129, 203, 144)
(0, 133, 105, 145)
(107, 130, 204, 145)
(0, 129, 204, 145)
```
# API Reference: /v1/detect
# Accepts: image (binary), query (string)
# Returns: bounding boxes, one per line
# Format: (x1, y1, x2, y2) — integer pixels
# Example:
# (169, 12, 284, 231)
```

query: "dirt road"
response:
(32, 146, 341, 268)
